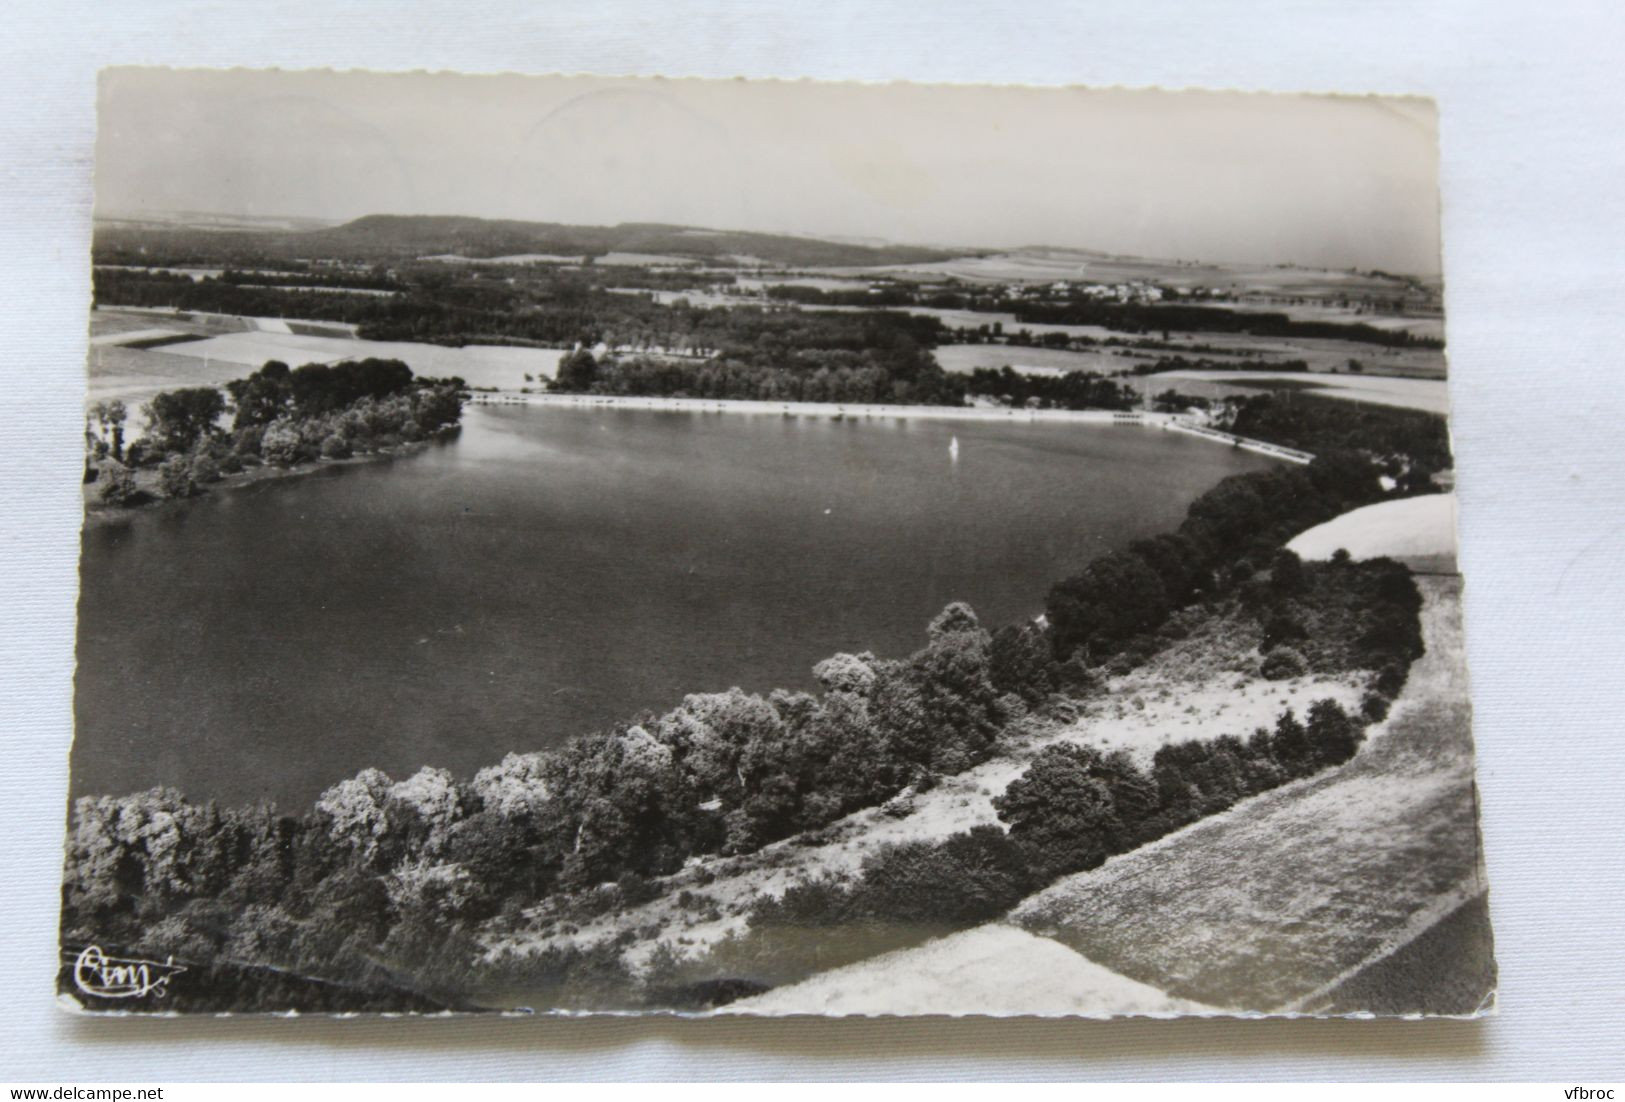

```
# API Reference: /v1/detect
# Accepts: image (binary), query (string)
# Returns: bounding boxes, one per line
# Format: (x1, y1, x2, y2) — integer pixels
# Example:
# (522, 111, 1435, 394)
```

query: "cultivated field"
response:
(85, 345, 256, 430)
(1309, 891, 1495, 1016)
(86, 309, 567, 418)
(1288, 493, 1459, 573)
(828, 248, 1440, 298)
(933, 343, 1142, 376)
(93, 306, 258, 336)
(849, 304, 1444, 380)
(89, 313, 175, 341)
(835, 304, 1124, 344)
(1217, 299, 1445, 342)
(630, 283, 1446, 383)
(152, 331, 565, 391)
(1143, 369, 1451, 414)
(596, 251, 700, 267)
(914, 314, 1446, 380)
(1008, 575, 1490, 1014)
(88, 327, 194, 348)
(1127, 332, 1446, 379)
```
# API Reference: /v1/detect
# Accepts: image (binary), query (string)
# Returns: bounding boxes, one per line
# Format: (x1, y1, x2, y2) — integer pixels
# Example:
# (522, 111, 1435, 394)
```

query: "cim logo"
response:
(70, 944, 187, 1000)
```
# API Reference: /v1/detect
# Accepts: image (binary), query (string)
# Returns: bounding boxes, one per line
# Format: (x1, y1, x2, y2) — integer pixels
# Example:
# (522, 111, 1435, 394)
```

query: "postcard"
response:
(63, 68, 1493, 1016)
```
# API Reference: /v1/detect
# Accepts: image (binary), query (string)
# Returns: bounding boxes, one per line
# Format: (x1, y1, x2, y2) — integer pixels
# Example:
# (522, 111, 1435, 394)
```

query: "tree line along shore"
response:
(83, 357, 466, 512)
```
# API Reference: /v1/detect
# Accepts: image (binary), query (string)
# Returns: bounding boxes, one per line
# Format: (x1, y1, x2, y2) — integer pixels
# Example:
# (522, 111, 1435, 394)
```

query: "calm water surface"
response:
(74, 406, 1273, 808)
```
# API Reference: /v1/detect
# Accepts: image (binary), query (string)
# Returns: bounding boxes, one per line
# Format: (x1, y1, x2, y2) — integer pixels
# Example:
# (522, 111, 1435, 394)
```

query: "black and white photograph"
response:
(59, 68, 1494, 1018)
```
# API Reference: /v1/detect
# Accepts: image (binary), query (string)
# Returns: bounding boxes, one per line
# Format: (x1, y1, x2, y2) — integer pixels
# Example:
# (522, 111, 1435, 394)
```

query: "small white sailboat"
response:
(949, 435, 960, 462)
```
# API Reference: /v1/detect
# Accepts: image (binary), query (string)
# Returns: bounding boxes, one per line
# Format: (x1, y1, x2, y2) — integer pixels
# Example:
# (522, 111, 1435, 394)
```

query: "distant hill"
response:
(96, 209, 340, 234)
(93, 213, 976, 269)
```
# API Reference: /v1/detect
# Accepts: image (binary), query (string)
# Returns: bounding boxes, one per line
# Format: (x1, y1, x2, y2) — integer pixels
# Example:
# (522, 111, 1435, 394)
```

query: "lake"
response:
(73, 405, 1275, 810)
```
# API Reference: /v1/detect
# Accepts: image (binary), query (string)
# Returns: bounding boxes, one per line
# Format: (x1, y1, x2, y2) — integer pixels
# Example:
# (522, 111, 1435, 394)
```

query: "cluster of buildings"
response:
(1000, 279, 1169, 304)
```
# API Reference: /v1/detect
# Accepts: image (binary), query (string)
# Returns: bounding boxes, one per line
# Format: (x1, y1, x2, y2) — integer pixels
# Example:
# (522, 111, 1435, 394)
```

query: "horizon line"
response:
(92, 207, 1442, 280)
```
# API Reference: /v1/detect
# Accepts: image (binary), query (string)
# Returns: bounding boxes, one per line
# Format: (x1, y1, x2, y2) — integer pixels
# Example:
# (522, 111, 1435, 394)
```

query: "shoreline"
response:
(82, 437, 443, 527)
(473, 391, 1316, 464)
(482, 390, 1158, 423)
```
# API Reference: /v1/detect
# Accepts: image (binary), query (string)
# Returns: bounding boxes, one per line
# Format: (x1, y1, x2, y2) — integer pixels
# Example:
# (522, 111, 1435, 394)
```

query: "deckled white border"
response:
(4, 0, 1623, 1082)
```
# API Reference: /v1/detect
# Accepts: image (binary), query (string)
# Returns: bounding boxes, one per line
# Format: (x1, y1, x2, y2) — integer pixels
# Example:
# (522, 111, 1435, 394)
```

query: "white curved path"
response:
(723, 924, 1217, 1018)
(1288, 492, 1457, 569)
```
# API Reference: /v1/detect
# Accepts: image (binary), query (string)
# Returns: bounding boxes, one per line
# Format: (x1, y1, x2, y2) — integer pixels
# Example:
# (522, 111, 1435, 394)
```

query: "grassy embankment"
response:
(1008, 574, 1491, 1014)
(471, 584, 1374, 1010)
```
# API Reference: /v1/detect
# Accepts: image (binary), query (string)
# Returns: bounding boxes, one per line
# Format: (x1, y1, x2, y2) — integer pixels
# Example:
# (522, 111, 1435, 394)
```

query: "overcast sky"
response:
(97, 68, 1442, 274)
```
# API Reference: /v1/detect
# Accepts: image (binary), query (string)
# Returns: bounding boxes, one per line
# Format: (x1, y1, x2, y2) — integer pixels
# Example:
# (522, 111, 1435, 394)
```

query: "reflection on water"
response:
(73, 405, 1274, 809)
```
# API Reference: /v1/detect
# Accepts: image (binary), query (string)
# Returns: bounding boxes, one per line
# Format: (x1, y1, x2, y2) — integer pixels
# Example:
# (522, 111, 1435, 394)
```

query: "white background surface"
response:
(3, 0, 1623, 1082)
